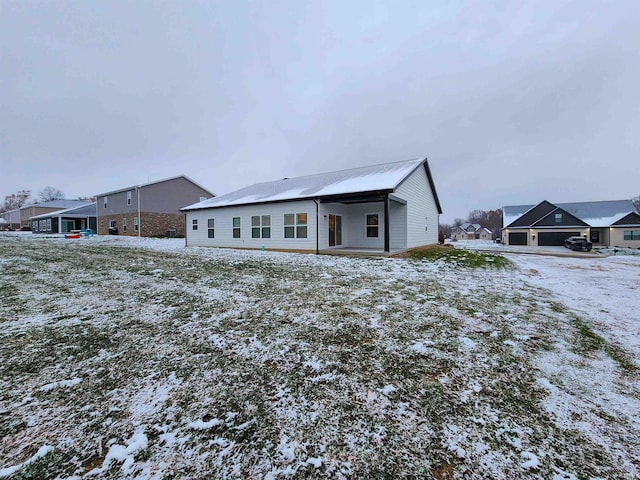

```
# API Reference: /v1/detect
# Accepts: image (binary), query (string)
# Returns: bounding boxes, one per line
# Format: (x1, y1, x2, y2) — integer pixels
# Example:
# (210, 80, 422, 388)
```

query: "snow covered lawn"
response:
(1, 234, 639, 479)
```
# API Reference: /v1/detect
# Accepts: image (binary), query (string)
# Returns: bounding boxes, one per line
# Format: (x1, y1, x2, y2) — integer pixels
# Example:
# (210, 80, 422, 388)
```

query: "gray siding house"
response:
(30, 203, 97, 234)
(1, 209, 21, 230)
(181, 157, 442, 254)
(19, 199, 88, 230)
(502, 199, 640, 248)
(96, 175, 214, 237)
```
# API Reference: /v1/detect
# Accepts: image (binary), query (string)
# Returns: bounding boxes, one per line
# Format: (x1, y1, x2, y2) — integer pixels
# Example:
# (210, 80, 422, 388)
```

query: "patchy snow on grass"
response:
(1, 233, 639, 478)
(38, 377, 82, 392)
(0, 445, 54, 478)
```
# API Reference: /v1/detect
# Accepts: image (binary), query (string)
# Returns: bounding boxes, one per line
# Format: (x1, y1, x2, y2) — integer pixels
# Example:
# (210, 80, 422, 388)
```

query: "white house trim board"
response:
(182, 157, 442, 253)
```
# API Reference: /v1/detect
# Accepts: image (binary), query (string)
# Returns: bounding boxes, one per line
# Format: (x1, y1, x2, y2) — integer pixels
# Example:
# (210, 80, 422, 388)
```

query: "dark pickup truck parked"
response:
(564, 236, 593, 251)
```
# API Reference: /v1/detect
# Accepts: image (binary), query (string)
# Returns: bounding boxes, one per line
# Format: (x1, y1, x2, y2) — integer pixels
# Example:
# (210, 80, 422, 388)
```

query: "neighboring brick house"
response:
(19, 199, 89, 229)
(96, 175, 214, 237)
(450, 223, 493, 240)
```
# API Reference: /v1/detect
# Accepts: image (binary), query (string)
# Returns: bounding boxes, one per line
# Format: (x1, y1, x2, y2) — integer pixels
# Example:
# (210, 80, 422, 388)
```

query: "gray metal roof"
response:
(503, 199, 639, 227)
(30, 203, 96, 219)
(502, 205, 535, 227)
(183, 157, 435, 211)
(96, 174, 214, 197)
(459, 223, 483, 232)
(24, 199, 88, 209)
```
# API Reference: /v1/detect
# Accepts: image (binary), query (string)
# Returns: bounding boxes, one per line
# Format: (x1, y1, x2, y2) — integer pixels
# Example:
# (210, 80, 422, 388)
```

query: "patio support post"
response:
(384, 194, 390, 252)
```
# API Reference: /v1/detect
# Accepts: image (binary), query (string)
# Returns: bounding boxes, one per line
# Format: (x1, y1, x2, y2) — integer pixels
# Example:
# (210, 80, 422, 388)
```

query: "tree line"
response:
(0, 188, 95, 214)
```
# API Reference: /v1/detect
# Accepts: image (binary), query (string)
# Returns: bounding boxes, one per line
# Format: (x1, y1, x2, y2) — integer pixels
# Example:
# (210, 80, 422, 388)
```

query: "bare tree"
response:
(633, 195, 640, 212)
(38, 186, 65, 202)
(1, 190, 31, 213)
(467, 208, 503, 237)
(440, 223, 453, 238)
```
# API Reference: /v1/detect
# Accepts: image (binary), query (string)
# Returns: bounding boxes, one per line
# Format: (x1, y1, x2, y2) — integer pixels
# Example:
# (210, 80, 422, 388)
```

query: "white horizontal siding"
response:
(344, 203, 384, 249)
(394, 166, 439, 247)
(317, 202, 387, 249)
(317, 203, 348, 249)
(389, 201, 407, 250)
(185, 200, 318, 251)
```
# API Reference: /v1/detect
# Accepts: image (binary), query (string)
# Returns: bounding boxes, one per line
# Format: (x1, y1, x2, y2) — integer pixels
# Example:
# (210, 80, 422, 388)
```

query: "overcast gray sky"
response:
(1, 0, 639, 223)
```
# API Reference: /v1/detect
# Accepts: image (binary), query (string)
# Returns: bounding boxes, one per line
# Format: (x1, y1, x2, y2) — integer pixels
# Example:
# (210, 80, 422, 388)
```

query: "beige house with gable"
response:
(502, 199, 640, 248)
(450, 223, 493, 241)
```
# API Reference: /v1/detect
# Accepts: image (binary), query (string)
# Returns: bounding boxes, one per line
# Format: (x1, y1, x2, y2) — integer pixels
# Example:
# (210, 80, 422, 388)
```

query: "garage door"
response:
(538, 231, 580, 246)
(508, 232, 527, 245)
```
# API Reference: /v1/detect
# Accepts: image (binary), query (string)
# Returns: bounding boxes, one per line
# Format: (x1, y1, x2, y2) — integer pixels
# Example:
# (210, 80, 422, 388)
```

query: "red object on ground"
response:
(65, 233, 81, 239)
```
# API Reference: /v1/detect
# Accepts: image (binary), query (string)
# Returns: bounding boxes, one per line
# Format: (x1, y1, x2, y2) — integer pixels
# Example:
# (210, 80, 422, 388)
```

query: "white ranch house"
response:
(181, 157, 442, 254)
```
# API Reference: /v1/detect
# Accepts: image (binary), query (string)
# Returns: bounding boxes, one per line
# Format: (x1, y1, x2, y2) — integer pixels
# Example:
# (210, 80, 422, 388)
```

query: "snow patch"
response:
(0, 445, 54, 477)
(39, 377, 82, 391)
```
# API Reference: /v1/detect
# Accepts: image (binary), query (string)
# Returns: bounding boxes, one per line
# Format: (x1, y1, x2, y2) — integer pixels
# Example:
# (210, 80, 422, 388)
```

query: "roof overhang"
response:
(96, 175, 214, 198)
(422, 161, 443, 214)
(319, 190, 392, 204)
(182, 189, 395, 211)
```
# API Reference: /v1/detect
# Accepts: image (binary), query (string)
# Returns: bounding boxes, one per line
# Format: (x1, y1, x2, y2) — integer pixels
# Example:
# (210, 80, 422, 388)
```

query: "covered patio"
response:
(318, 192, 408, 254)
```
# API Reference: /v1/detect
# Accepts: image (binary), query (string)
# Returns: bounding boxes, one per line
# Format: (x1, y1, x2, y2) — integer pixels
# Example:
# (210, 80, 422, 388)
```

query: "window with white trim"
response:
(252, 215, 271, 238)
(207, 218, 215, 238)
(624, 230, 640, 240)
(284, 213, 308, 238)
(109, 220, 116, 228)
(233, 217, 241, 238)
(104, 196, 108, 209)
(366, 214, 379, 238)
(134, 217, 139, 231)
(123, 218, 127, 232)
(192, 219, 198, 230)
(555, 213, 562, 223)
(127, 191, 132, 205)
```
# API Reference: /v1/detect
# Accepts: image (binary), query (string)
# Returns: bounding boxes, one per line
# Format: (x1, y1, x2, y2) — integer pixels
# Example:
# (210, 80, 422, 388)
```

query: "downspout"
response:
(183, 211, 187, 247)
(136, 186, 141, 238)
(313, 199, 319, 254)
(384, 194, 390, 253)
